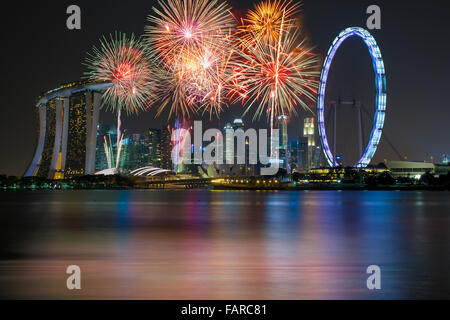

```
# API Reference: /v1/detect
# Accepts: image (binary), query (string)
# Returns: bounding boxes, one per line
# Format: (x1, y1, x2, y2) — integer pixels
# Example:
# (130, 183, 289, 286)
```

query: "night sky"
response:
(1, 0, 449, 175)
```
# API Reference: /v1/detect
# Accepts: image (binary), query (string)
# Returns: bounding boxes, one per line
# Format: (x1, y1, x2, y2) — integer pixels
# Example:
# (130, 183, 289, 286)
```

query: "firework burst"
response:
(84, 32, 155, 114)
(146, 0, 236, 119)
(146, 0, 234, 66)
(232, 15, 320, 122)
(182, 32, 236, 118)
(152, 65, 198, 119)
(238, 0, 302, 45)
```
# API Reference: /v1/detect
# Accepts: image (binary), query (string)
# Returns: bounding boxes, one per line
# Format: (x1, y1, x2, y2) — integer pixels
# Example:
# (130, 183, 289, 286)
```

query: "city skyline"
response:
(0, 0, 450, 303)
(1, 0, 450, 175)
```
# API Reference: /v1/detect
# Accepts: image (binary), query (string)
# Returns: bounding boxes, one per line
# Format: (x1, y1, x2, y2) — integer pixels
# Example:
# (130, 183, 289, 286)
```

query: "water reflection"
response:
(0, 190, 449, 299)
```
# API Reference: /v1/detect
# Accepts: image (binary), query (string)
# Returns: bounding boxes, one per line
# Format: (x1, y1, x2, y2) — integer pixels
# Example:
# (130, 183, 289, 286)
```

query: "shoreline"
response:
(1, 185, 450, 191)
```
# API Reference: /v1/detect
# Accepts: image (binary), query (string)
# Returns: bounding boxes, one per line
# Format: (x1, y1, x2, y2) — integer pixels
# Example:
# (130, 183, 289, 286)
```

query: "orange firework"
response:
(238, 0, 302, 45)
(231, 5, 320, 125)
(153, 34, 236, 120)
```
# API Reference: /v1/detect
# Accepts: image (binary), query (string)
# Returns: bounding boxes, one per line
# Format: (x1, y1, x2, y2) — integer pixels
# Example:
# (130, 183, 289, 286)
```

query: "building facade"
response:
(220, 119, 257, 176)
(25, 81, 112, 179)
(303, 117, 316, 170)
(384, 160, 444, 178)
(277, 115, 288, 171)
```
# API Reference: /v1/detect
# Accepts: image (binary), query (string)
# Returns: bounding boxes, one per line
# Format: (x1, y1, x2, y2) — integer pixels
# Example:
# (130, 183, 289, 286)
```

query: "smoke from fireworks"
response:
(84, 32, 155, 114)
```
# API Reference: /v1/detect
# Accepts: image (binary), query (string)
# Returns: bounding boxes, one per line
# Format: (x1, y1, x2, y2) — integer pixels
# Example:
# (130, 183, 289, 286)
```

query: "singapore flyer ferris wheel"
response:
(317, 27, 387, 168)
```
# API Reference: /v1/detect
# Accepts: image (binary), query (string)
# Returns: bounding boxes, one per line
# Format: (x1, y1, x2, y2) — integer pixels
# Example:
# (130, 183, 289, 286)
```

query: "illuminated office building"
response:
(118, 133, 148, 171)
(146, 128, 172, 170)
(312, 145, 323, 168)
(298, 137, 309, 171)
(148, 129, 162, 168)
(289, 140, 303, 172)
(160, 128, 172, 170)
(221, 122, 234, 176)
(443, 154, 449, 165)
(25, 81, 112, 179)
(221, 119, 256, 176)
(277, 115, 288, 170)
(303, 117, 316, 170)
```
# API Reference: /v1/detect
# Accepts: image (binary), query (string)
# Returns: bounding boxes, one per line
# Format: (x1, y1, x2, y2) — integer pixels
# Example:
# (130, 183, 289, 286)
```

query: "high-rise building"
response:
(312, 145, 323, 168)
(25, 81, 112, 179)
(221, 119, 256, 176)
(443, 154, 449, 165)
(160, 127, 172, 170)
(277, 115, 288, 170)
(221, 122, 234, 176)
(289, 140, 300, 172)
(298, 137, 309, 171)
(233, 119, 257, 176)
(303, 117, 316, 170)
(100, 129, 172, 173)
(148, 129, 162, 168)
(120, 133, 151, 171)
(146, 127, 173, 170)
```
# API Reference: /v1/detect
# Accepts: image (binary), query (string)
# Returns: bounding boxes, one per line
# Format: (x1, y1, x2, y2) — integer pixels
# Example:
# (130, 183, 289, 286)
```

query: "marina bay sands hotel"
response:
(25, 81, 113, 179)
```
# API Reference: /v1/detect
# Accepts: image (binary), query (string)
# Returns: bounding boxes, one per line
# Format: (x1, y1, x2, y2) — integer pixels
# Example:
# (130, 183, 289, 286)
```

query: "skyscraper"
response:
(298, 137, 309, 171)
(289, 139, 300, 172)
(221, 119, 256, 176)
(146, 127, 173, 170)
(148, 129, 162, 168)
(222, 122, 234, 176)
(120, 133, 152, 171)
(303, 117, 316, 170)
(160, 127, 173, 170)
(277, 115, 288, 170)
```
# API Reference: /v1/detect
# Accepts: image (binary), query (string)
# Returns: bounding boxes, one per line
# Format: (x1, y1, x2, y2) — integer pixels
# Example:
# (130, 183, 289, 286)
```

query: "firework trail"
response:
(115, 131, 125, 169)
(103, 132, 125, 169)
(84, 32, 156, 114)
(103, 136, 113, 169)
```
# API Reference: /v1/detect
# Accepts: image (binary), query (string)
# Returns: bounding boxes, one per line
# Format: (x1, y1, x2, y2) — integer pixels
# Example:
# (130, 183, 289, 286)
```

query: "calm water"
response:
(0, 190, 449, 299)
